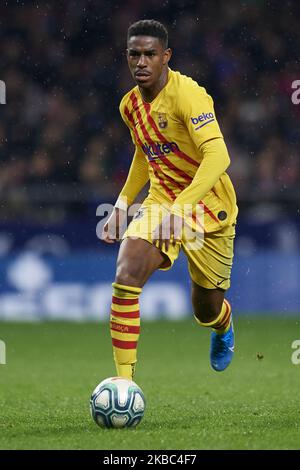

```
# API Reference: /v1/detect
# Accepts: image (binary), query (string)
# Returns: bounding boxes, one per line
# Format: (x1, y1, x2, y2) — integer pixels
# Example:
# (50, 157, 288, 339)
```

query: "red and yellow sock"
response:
(194, 299, 232, 334)
(110, 282, 141, 380)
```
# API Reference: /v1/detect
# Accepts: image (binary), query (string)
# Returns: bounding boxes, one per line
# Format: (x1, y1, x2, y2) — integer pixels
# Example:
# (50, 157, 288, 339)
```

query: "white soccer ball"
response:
(90, 377, 146, 428)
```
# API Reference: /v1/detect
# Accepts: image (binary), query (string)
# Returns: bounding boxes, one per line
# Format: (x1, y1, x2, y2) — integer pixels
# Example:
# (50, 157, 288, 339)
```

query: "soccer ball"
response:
(90, 377, 146, 428)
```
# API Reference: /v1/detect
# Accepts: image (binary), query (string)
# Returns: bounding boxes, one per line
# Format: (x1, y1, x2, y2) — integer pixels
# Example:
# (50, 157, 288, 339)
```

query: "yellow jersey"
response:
(118, 68, 238, 232)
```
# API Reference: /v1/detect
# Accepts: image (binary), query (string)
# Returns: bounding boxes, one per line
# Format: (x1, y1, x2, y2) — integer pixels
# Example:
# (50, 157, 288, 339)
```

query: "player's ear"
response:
(163, 48, 172, 65)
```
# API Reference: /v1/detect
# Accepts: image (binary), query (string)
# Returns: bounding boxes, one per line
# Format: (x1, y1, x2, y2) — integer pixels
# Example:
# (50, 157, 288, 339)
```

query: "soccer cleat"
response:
(210, 319, 234, 372)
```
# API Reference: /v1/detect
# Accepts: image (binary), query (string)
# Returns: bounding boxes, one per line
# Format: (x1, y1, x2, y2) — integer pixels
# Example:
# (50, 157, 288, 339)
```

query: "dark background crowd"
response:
(0, 0, 299, 224)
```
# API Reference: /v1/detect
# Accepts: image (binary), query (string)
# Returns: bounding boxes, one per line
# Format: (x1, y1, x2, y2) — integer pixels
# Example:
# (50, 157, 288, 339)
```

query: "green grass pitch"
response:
(0, 318, 299, 450)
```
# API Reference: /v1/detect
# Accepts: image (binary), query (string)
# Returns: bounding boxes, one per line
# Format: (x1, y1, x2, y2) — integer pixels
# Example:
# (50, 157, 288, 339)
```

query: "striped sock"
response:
(110, 282, 141, 380)
(194, 299, 232, 334)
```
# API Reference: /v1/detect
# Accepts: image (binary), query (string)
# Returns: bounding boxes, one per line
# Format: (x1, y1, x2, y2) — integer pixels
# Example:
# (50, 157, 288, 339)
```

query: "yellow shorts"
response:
(123, 198, 236, 290)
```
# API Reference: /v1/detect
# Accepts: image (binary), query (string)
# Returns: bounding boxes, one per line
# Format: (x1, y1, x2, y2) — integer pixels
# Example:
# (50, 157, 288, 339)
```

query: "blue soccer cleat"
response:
(210, 319, 234, 372)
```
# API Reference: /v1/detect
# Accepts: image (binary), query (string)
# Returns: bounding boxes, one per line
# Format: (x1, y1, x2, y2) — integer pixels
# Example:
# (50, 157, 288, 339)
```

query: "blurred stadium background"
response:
(0, 0, 299, 321)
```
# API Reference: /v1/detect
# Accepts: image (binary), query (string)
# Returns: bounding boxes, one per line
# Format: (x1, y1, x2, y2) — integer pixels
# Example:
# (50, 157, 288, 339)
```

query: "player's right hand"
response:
(152, 213, 183, 252)
(101, 207, 127, 244)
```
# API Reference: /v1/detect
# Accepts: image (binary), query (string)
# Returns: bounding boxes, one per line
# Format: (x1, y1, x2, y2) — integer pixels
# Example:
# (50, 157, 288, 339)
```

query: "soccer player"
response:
(102, 19, 238, 380)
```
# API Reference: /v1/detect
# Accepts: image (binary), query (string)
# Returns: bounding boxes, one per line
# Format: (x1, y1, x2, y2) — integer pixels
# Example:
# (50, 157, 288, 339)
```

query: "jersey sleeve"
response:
(118, 147, 149, 206)
(176, 83, 223, 148)
(170, 137, 230, 215)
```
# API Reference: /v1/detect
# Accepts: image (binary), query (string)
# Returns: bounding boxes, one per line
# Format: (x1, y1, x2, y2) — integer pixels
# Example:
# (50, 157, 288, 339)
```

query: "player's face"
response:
(127, 36, 171, 89)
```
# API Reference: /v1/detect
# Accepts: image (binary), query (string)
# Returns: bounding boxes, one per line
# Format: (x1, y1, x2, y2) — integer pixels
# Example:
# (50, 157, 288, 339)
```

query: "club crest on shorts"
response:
(157, 112, 168, 129)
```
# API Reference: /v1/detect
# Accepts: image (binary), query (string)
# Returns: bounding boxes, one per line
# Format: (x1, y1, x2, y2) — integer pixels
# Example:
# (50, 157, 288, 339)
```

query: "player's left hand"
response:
(152, 213, 183, 252)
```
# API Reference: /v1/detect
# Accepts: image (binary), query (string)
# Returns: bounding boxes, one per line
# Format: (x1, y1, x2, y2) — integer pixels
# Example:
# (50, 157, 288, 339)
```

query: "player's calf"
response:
(110, 282, 142, 380)
(110, 238, 165, 379)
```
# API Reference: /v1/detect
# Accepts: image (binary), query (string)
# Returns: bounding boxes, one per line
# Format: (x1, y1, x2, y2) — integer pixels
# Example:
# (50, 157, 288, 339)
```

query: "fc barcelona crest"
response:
(157, 112, 168, 129)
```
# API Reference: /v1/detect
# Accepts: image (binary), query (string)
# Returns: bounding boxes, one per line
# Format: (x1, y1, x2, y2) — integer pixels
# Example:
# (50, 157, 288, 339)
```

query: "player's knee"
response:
(115, 262, 142, 288)
(193, 303, 220, 323)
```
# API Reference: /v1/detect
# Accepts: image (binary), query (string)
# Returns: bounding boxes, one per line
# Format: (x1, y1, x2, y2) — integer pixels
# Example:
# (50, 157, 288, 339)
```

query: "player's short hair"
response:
(127, 20, 168, 49)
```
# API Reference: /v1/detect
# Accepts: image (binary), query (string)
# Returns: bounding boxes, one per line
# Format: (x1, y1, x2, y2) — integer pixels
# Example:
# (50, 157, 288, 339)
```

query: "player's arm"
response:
(153, 138, 230, 250)
(102, 147, 149, 244)
(117, 146, 150, 209)
(170, 137, 230, 216)
(153, 86, 229, 250)
(171, 85, 230, 216)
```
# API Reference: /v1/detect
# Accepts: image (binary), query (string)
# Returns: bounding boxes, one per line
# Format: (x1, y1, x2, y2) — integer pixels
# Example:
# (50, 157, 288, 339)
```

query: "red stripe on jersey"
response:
(125, 104, 177, 200)
(198, 201, 220, 224)
(150, 160, 185, 191)
(110, 321, 140, 335)
(124, 106, 144, 147)
(111, 309, 140, 319)
(130, 92, 193, 185)
(191, 212, 206, 233)
(112, 338, 138, 349)
(151, 165, 177, 200)
(130, 93, 181, 199)
(143, 101, 199, 168)
(112, 296, 139, 306)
